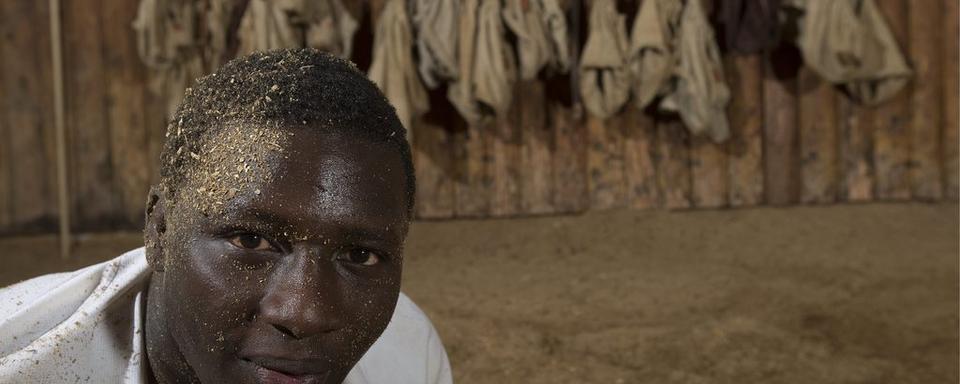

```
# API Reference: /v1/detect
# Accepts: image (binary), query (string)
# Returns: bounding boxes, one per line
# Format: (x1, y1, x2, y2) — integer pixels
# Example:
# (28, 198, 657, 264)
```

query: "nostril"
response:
(272, 324, 301, 339)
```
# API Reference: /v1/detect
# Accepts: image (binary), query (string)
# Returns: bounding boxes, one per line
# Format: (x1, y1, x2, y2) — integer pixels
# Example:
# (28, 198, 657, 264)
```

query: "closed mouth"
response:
(244, 358, 331, 384)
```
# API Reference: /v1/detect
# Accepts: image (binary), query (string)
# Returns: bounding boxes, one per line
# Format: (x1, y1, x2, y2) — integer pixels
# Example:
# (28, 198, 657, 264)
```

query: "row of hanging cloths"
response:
(133, 0, 912, 144)
(578, 0, 911, 143)
(133, 0, 359, 119)
(368, 0, 572, 133)
(362, 0, 731, 141)
(716, 0, 911, 105)
(580, 0, 731, 142)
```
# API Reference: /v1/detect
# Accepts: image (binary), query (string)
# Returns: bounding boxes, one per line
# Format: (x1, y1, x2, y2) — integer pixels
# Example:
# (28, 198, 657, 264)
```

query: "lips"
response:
(255, 365, 329, 384)
(245, 356, 331, 384)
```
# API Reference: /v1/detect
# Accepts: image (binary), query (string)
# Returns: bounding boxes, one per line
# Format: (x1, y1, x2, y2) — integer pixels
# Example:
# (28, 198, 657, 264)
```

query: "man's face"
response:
(148, 126, 409, 384)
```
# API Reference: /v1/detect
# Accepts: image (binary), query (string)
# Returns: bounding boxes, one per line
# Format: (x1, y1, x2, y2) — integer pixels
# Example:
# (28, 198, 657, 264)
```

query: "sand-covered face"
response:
(146, 125, 409, 384)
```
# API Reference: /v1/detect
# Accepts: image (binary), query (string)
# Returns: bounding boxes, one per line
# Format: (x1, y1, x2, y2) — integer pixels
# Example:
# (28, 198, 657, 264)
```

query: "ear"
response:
(144, 185, 168, 272)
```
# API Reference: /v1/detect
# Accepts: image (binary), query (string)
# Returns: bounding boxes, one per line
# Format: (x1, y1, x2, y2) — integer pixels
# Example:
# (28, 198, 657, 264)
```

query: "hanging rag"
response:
(542, 0, 571, 73)
(474, 0, 517, 116)
(448, 0, 516, 124)
(503, 0, 571, 80)
(659, 0, 731, 142)
(304, 0, 359, 58)
(368, 0, 429, 135)
(236, 0, 301, 55)
(133, 0, 207, 118)
(236, 0, 358, 57)
(716, 0, 782, 54)
(579, 0, 631, 119)
(411, 0, 460, 88)
(627, 0, 681, 109)
(448, 0, 482, 123)
(203, 0, 235, 69)
(794, 0, 910, 105)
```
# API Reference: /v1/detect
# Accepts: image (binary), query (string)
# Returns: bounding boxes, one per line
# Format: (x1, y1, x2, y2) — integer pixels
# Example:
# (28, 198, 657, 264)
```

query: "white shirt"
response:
(0, 248, 452, 383)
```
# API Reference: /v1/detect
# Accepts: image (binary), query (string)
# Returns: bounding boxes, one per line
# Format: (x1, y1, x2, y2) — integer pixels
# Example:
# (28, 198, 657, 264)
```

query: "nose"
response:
(258, 250, 345, 340)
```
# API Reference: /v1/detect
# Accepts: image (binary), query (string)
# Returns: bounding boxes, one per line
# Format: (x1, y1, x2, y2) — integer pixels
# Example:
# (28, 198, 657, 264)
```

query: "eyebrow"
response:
(218, 206, 400, 244)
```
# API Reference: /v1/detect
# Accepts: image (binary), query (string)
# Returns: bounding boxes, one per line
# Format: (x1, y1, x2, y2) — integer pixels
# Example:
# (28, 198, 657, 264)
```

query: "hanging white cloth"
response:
(411, 0, 460, 88)
(503, 0, 570, 80)
(627, 0, 680, 109)
(659, 0, 732, 142)
(133, 0, 207, 118)
(794, 0, 911, 105)
(368, 0, 429, 135)
(235, 0, 358, 58)
(579, 0, 631, 119)
(448, 0, 516, 124)
(474, 0, 517, 117)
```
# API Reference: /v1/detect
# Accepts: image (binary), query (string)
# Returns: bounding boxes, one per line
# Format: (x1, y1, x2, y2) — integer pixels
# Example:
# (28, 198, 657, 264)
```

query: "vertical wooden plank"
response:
(908, 0, 943, 200)
(413, 119, 456, 219)
(551, 104, 588, 213)
(690, 137, 728, 208)
(656, 119, 692, 209)
(586, 114, 627, 210)
(0, 7, 9, 233)
(943, 0, 959, 199)
(102, 0, 151, 226)
(726, 55, 764, 206)
(490, 92, 524, 217)
(623, 106, 660, 208)
(1, 0, 57, 232)
(690, 0, 726, 209)
(762, 60, 800, 205)
(518, 80, 554, 215)
(873, 0, 912, 200)
(798, 67, 839, 203)
(453, 123, 493, 217)
(65, 0, 122, 230)
(839, 97, 875, 201)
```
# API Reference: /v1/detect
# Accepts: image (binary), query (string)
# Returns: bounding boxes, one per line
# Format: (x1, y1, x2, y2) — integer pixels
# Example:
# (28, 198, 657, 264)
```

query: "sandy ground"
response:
(1, 203, 957, 383)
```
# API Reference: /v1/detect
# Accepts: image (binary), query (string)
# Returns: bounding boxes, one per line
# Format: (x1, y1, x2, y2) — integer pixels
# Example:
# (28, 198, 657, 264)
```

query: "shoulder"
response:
(0, 248, 149, 362)
(345, 292, 453, 384)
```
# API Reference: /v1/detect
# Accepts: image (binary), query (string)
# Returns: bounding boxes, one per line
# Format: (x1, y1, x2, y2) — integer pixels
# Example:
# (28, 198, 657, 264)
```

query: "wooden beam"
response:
(798, 67, 839, 204)
(65, 0, 122, 231)
(2, 0, 58, 233)
(491, 93, 524, 217)
(518, 80, 554, 215)
(908, 0, 944, 200)
(941, 0, 958, 200)
(413, 118, 456, 219)
(453, 123, 493, 218)
(49, 0, 69, 254)
(586, 114, 627, 210)
(839, 98, 875, 202)
(873, 0, 912, 200)
(0, 4, 10, 233)
(690, 135, 728, 208)
(102, 0, 151, 226)
(657, 119, 692, 209)
(551, 103, 588, 213)
(762, 58, 800, 205)
(623, 106, 660, 209)
(726, 55, 764, 207)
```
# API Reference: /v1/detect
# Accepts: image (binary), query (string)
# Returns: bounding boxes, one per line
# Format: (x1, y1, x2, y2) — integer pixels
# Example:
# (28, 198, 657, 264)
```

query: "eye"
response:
(227, 233, 276, 251)
(337, 248, 381, 266)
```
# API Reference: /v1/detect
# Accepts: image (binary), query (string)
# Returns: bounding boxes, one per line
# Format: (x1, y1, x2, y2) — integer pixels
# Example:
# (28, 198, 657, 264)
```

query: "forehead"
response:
(179, 124, 409, 235)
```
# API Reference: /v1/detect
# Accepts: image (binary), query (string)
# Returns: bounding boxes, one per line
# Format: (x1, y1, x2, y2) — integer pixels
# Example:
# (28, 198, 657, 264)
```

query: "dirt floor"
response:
(1, 203, 957, 383)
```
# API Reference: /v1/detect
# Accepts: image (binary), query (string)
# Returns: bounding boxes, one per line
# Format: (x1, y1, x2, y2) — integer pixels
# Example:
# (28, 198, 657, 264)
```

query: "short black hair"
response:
(159, 48, 416, 217)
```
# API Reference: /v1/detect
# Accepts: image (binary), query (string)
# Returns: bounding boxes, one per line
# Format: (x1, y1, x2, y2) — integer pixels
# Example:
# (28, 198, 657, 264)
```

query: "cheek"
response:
(343, 274, 402, 347)
(163, 242, 267, 362)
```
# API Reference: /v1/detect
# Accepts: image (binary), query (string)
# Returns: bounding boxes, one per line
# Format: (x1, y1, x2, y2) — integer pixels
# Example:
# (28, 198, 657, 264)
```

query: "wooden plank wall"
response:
(0, 0, 957, 235)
